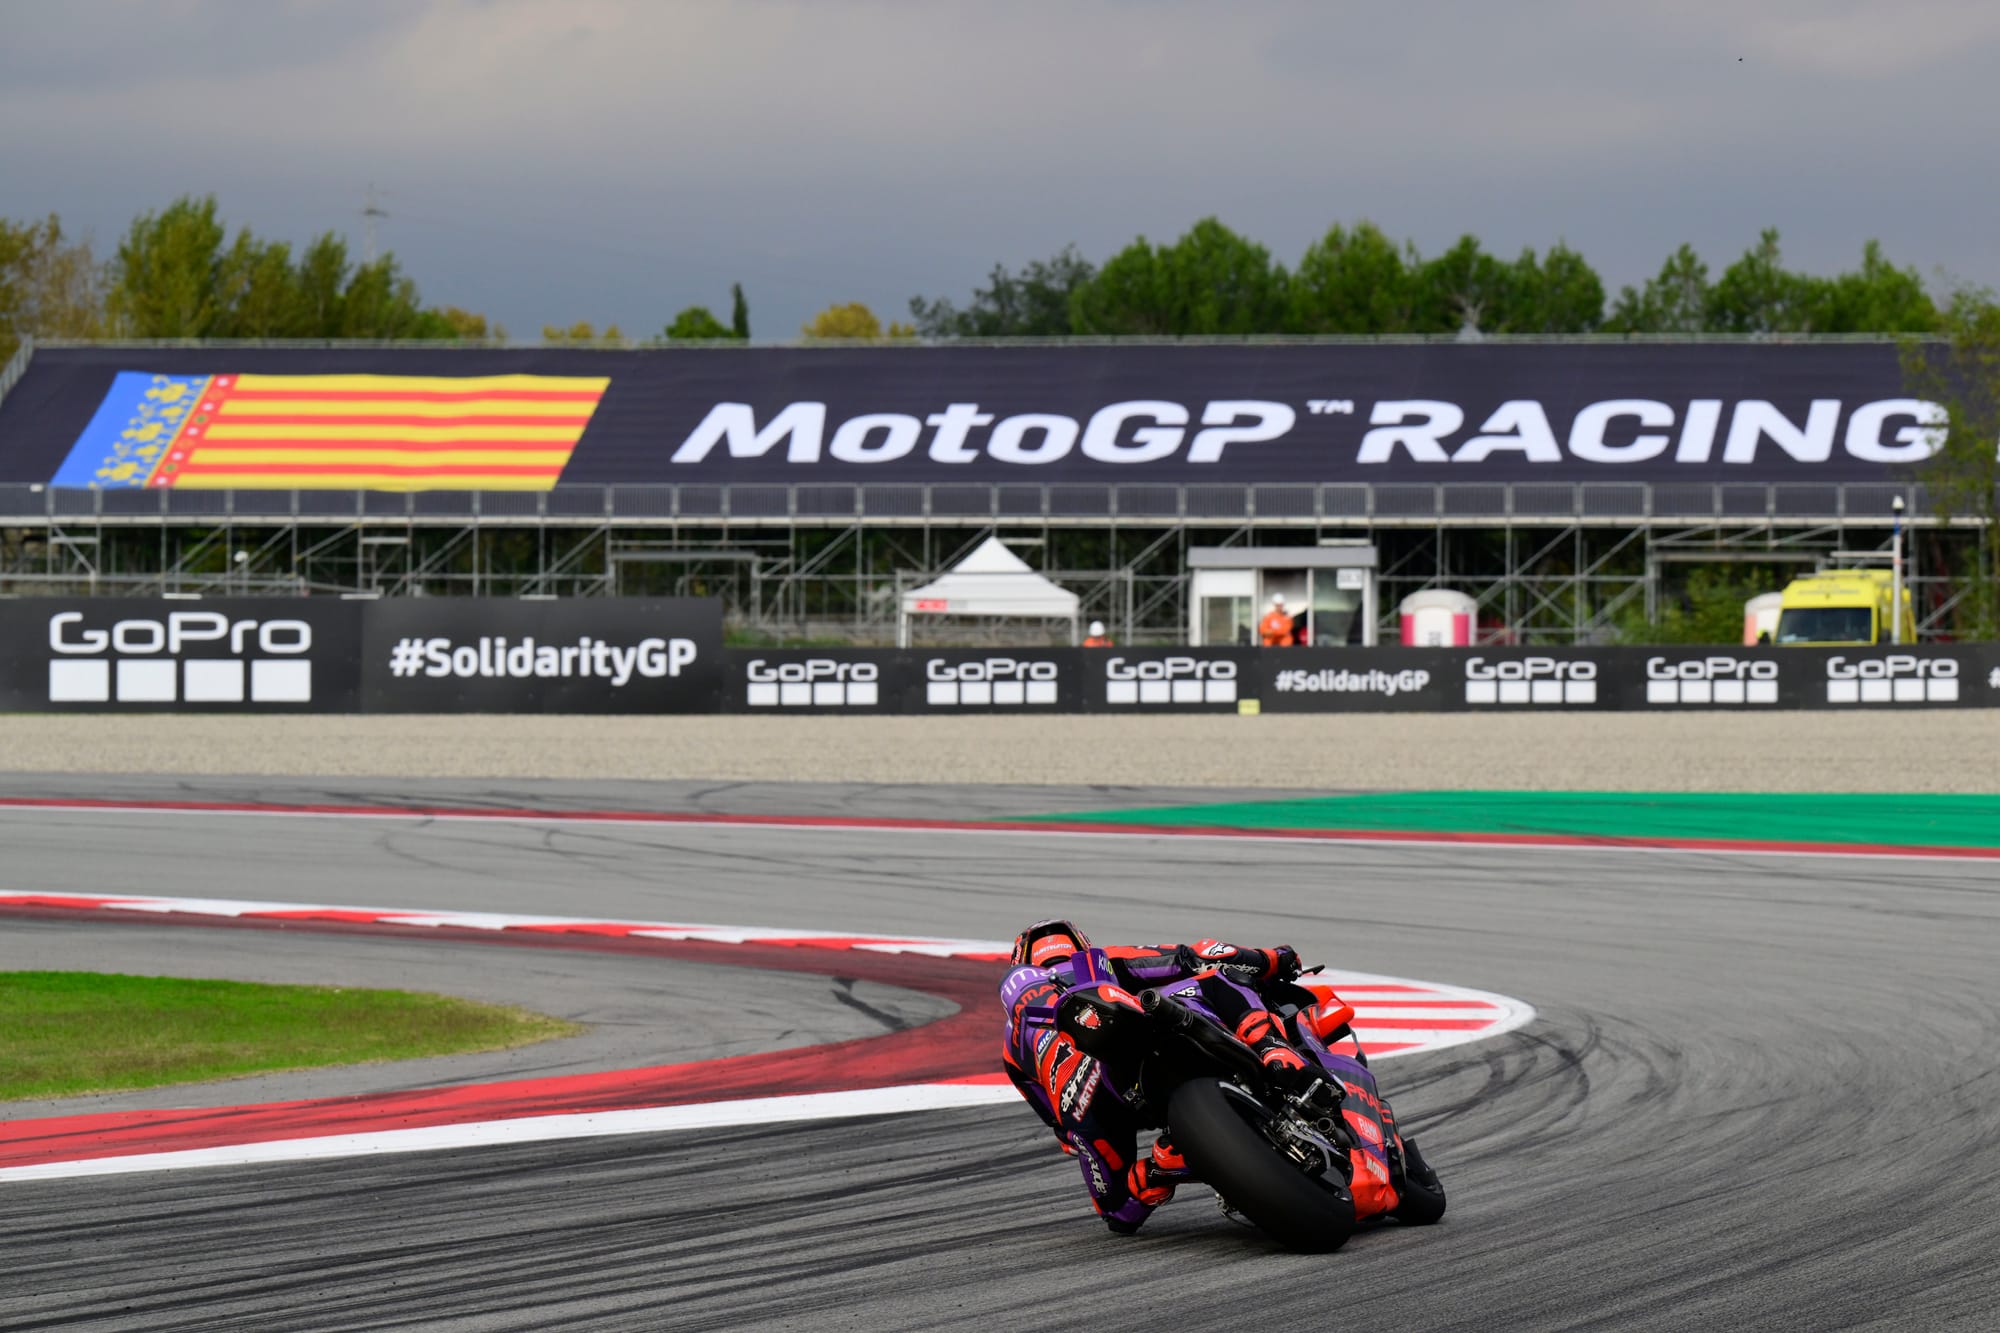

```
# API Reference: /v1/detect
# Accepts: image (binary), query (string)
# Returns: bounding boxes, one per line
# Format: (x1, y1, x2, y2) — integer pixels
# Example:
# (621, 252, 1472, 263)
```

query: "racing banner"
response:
(361, 598, 722, 713)
(1256, 646, 2000, 712)
(0, 599, 362, 713)
(729, 648, 1084, 713)
(0, 343, 1942, 489)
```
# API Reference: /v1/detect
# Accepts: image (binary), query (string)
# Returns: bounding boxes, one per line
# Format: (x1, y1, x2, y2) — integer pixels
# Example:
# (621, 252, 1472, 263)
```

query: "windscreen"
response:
(1775, 606, 1874, 644)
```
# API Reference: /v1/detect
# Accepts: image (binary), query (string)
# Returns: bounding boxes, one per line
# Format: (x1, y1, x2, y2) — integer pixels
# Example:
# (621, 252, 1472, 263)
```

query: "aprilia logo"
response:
(1645, 656, 1779, 705)
(1464, 657, 1597, 705)
(47, 611, 312, 704)
(1104, 656, 1238, 705)
(745, 658, 879, 707)
(924, 657, 1059, 706)
(1826, 655, 1959, 704)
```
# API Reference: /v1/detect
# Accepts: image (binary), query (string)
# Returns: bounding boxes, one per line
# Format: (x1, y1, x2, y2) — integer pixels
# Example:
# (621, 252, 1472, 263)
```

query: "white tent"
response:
(897, 537, 1081, 646)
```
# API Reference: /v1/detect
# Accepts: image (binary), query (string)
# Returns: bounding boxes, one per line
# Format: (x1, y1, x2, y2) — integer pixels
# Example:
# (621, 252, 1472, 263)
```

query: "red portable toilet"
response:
(1400, 589, 1476, 646)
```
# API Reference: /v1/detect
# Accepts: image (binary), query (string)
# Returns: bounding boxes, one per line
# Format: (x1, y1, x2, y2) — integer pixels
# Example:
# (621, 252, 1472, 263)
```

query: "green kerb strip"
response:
(1024, 792, 2000, 850)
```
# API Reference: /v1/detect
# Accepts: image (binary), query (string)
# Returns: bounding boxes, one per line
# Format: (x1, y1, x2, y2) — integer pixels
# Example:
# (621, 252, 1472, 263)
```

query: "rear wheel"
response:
(1167, 1077, 1356, 1253)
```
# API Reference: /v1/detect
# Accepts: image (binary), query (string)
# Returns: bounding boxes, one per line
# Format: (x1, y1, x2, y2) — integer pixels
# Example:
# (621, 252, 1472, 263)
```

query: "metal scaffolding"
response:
(2, 480, 1983, 643)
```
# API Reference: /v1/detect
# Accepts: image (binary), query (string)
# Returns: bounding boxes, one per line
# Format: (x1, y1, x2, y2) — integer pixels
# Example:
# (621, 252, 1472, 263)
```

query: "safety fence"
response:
(3, 598, 1994, 714)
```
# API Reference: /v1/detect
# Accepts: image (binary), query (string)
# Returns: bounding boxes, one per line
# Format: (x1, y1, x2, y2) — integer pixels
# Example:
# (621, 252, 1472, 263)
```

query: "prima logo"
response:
(1826, 655, 1959, 704)
(1464, 656, 1598, 706)
(1644, 656, 1780, 705)
(745, 657, 879, 707)
(47, 610, 312, 704)
(924, 657, 1059, 707)
(1104, 656, 1238, 705)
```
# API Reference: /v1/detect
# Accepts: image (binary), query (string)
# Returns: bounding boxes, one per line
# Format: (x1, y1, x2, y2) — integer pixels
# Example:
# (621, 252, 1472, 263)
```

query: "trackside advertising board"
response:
(1, 600, 1995, 712)
(1256, 647, 2000, 711)
(732, 649, 1085, 713)
(0, 343, 1947, 490)
(362, 599, 722, 712)
(0, 599, 362, 712)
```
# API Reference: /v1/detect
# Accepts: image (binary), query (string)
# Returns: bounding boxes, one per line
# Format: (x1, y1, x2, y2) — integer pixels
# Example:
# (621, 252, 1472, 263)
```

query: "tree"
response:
(1285, 222, 1416, 334)
(112, 195, 228, 337)
(1069, 219, 1284, 336)
(730, 283, 750, 340)
(1901, 289, 2000, 637)
(665, 305, 733, 340)
(800, 302, 913, 340)
(910, 245, 1096, 337)
(436, 306, 506, 342)
(542, 321, 627, 346)
(1411, 235, 1515, 334)
(1706, 228, 1831, 334)
(1823, 240, 1939, 333)
(1509, 242, 1605, 333)
(1606, 243, 1712, 333)
(1, 213, 112, 362)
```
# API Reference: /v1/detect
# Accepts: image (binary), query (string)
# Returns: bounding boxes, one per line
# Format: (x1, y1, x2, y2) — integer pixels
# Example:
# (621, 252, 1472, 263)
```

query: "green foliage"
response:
(1, 213, 111, 362)
(542, 320, 627, 346)
(101, 194, 487, 341)
(1606, 243, 1712, 333)
(1901, 288, 2000, 637)
(1614, 565, 1784, 644)
(801, 302, 914, 340)
(665, 305, 734, 340)
(910, 245, 1095, 337)
(1286, 222, 1415, 334)
(1070, 219, 1286, 335)
(730, 282, 750, 339)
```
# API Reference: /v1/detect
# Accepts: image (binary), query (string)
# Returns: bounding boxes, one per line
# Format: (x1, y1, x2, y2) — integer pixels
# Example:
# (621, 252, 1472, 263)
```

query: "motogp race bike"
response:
(1042, 948, 1447, 1253)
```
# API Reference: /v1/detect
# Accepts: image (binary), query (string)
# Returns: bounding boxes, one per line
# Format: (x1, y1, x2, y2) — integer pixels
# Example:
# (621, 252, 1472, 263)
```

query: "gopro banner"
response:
(727, 648, 1086, 712)
(0, 599, 362, 713)
(0, 343, 1941, 489)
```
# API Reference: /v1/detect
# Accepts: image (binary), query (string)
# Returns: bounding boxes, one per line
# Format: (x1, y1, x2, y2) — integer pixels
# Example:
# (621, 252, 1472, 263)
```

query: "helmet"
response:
(1088, 621, 1106, 637)
(1271, 594, 1286, 608)
(1011, 918, 1089, 968)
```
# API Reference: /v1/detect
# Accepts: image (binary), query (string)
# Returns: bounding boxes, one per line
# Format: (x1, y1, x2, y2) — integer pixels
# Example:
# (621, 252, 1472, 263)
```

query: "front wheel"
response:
(1167, 1077, 1356, 1253)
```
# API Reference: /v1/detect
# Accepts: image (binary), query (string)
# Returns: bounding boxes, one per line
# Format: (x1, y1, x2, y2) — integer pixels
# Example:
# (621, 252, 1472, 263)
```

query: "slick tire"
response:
(1389, 1136, 1447, 1226)
(1168, 1077, 1356, 1254)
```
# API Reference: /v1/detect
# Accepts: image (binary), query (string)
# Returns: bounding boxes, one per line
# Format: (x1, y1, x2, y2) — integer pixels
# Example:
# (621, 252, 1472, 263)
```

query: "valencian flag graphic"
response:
(51, 372, 610, 491)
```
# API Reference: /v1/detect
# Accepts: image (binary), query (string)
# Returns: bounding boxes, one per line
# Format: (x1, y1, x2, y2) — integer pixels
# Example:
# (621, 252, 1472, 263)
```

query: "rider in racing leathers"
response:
(999, 918, 1316, 1234)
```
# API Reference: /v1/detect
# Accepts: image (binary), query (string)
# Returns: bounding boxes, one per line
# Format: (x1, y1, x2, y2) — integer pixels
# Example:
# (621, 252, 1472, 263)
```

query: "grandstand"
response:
(0, 338, 1977, 643)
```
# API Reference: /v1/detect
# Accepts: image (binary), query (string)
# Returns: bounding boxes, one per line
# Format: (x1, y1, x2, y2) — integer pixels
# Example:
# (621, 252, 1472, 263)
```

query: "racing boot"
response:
(1234, 1009, 1332, 1098)
(1126, 1137, 1193, 1208)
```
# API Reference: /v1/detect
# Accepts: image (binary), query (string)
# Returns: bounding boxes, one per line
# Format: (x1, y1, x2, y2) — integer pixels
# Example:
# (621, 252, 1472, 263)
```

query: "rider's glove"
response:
(1269, 946, 1302, 982)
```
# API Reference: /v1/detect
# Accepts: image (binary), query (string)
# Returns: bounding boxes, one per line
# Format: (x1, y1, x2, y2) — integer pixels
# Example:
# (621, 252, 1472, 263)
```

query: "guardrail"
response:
(0, 338, 31, 408)
(0, 481, 1951, 527)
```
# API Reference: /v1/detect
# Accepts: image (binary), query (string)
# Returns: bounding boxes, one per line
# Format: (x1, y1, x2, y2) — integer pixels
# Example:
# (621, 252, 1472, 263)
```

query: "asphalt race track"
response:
(2, 780, 1998, 1331)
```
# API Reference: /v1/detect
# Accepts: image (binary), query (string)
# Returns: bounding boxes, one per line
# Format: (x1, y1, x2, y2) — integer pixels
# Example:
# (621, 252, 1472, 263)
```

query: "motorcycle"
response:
(1033, 947, 1447, 1253)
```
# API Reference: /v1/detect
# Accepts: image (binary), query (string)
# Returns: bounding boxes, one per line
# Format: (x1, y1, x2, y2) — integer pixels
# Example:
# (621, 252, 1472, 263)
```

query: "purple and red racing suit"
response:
(999, 940, 1303, 1234)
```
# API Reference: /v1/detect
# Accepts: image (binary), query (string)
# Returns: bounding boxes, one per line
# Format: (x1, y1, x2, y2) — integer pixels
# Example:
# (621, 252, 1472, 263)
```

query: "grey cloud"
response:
(2, 0, 1995, 338)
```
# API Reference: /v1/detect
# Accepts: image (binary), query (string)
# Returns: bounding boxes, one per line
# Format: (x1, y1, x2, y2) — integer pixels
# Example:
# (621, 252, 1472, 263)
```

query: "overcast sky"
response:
(4, 0, 1997, 340)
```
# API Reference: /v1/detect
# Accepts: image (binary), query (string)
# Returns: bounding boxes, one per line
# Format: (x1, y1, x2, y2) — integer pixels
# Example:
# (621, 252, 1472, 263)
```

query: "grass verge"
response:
(0, 971, 582, 1101)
